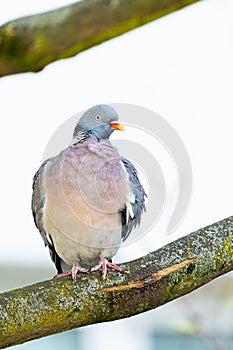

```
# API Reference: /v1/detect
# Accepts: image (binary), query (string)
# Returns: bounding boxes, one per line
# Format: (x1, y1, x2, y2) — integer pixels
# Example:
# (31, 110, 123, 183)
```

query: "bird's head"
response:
(73, 104, 124, 140)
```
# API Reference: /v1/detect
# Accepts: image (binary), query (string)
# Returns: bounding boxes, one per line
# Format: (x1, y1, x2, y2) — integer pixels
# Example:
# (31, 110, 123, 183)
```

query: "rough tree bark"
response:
(0, 0, 202, 77)
(0, 216, 233, 348)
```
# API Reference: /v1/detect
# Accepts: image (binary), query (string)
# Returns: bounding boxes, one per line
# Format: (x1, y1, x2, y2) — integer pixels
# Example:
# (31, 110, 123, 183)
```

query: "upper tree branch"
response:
(0, 0, 202, 77)
(0, 216, 233, 349)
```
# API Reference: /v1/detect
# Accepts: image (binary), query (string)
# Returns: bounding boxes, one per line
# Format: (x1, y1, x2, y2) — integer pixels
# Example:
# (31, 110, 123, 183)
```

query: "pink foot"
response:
(91, 258, 124, 280)
(56, 262, 89, 282)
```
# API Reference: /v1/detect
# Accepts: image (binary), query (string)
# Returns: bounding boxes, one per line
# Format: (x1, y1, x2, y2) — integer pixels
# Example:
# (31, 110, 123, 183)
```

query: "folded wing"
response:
(120, 157, 147, 241)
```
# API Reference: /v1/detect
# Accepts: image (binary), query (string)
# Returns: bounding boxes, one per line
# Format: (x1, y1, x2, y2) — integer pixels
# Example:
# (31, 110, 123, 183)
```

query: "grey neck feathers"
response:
(71, 125, 89, 146)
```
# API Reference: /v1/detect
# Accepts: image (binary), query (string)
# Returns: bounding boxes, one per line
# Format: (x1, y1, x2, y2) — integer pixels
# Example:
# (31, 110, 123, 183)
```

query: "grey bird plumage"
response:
(32, 104, 146, 280)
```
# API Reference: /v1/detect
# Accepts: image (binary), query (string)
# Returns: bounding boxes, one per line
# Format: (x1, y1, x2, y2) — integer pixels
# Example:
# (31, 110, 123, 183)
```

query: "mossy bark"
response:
(0, 216, 233, 348)
(0, 0, 202, 76)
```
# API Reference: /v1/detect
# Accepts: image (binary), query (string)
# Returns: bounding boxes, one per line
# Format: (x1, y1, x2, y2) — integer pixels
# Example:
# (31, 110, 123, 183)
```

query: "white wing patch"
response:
(126, 192, 135, 223)
(45, 232, 53, 246)
(120, 159, 136, 224)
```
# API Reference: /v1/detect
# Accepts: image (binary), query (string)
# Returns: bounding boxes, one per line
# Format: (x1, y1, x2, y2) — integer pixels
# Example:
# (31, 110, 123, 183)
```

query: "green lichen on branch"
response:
(0, 216, 233, 349)
(0, 0, 202, 76)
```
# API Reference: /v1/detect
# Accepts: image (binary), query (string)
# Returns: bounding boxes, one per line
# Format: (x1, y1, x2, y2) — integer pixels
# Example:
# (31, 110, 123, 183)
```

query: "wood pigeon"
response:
(32, 105, 146, 280)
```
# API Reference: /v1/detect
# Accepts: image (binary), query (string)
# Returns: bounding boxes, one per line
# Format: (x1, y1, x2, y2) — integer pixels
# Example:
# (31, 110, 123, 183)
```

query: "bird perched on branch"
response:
(32, 104, 146, 280)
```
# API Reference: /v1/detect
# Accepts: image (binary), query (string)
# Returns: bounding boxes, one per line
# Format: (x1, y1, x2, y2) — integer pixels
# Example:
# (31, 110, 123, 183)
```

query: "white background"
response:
(0, 0, 233, 273)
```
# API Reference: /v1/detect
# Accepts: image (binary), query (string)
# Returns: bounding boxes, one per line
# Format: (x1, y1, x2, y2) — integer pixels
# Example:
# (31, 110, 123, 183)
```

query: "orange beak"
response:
(109, 121, 125, 131)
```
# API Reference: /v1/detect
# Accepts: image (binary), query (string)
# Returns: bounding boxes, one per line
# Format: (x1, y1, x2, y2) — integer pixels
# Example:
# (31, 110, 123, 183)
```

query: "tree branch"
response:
(0, 0, 202, 77)
(0, 216, 233, 348)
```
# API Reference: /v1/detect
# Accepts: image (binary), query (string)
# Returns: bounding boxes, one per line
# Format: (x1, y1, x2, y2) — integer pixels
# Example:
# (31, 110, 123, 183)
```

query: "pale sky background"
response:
(1, 1, 233, 350)
(0, 0, 233, 272)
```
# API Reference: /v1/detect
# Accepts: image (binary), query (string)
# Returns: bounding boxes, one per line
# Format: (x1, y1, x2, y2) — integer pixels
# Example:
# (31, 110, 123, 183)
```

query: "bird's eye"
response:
(95, 114, 102, 121)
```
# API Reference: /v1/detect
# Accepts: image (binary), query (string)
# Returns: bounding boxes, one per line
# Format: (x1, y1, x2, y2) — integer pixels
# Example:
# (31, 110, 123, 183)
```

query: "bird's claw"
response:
(56, 262, 89, 282)
(91, 258, 124, 280)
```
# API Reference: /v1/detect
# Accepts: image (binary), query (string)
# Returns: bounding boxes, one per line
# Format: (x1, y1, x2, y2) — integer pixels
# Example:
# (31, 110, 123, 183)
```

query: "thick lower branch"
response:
(0, 216, 233, 348)
(0, 0, 202, 76)
(97, 256, 201, 292)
